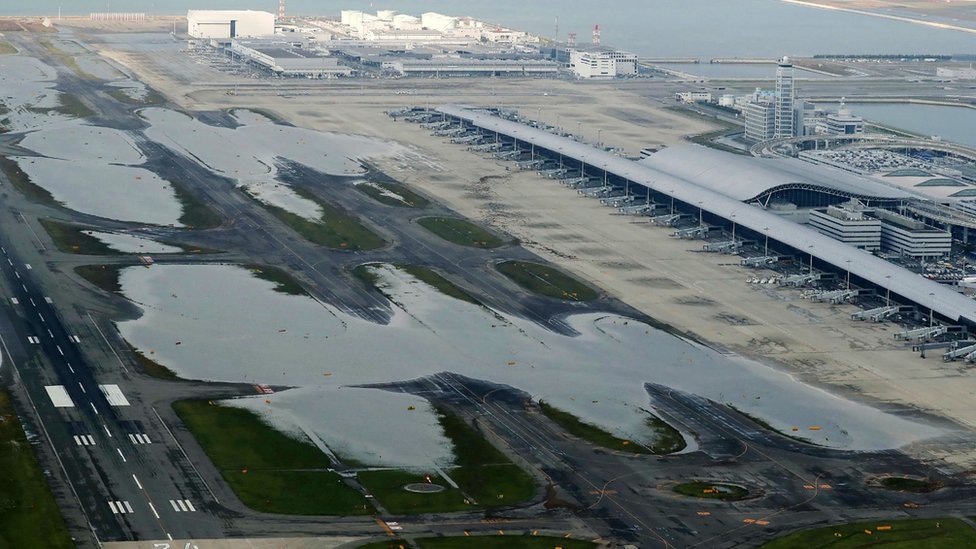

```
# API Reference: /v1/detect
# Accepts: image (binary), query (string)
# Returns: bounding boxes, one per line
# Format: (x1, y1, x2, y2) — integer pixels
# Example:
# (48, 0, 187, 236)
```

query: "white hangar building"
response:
(187, 10, 275, 39)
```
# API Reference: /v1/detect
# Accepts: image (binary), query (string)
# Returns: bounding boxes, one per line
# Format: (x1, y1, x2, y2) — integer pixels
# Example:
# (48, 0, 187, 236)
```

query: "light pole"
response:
(556, 114, 561, 131)
(929, 292, 936, 326)
(670, 190, 675, 215)
(763, 226, 769, 256)
(577, 121, 582, 139)
(698, 201, 704, 226)
(597, 128, 603, 147)
(845, 259, 852, 290)
(885, 274, 891, 306)
(537, 107, 542, 124)
(603, 163, 608, 186)
(730, 213, 737, 248)
(808, 245, 815, 274)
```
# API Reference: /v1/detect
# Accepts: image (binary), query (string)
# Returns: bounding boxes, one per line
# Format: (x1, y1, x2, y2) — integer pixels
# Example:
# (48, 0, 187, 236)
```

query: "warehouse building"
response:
(187, 10, 274, 39)
(387, 57, 558, 77)
(230, 40, 352, 77)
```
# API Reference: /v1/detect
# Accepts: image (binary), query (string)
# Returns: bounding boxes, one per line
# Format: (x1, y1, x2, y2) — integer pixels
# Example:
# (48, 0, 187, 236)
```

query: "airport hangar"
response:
(435, 105, 976, 327)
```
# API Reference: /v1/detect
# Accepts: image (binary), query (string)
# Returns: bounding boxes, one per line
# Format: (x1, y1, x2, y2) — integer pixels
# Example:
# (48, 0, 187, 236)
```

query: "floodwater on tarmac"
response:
(84, 231, 182, 254)
(117, 263, 942, 468)
(14, 157, 184, 226)
(0, 55, 73, 130)
(141, 108, 407, 218)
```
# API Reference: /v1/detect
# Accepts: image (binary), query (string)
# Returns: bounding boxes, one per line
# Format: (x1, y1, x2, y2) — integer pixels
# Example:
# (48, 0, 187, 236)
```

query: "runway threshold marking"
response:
(170, 499, 196, 512)
(73, 435, 96, 446)
(128, 433, 152, 444)
(108, 500, 133, 514)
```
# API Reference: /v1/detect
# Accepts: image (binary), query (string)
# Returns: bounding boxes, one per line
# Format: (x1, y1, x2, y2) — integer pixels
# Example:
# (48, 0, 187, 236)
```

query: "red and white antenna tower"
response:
(592, 24, 601, 45)
(567, 32, 577, 48)
(278, 0, 286, 19)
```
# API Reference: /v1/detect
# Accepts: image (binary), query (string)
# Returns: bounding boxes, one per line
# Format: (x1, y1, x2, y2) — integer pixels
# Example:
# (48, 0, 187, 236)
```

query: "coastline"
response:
(780, 0, 976, 35)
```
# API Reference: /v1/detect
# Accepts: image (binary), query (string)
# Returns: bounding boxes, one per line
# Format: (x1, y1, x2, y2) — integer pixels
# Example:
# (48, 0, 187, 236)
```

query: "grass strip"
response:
(74, 264, 123, 294)
(173, 399, 370, 515)
(355, 180, 430, 208)
(360, 536, 597, 549)
(245, 264, 307, 296)
(125, 340, 178, 380)
(356, 470, 472, 515)
(353, 263, 480, 306)
(539, 402, 683, 454)
(759, 518, 976, 549)
(0, 390, 73, 548)
(673, 481, 749, 501)
(0, 40, 17, 54)
(38, 219, 122, 255)
(172, 182, 222, 229)
(417, 216, 505, 249)
(399, 265, 480, 305)
(0, 156, 56, 205)
(495, 260, 598, 301)
(436, 407, 536, 508)
(249, 186, 384, 250)
(107, 88, 166, 106)
(31, 92, 95, 119)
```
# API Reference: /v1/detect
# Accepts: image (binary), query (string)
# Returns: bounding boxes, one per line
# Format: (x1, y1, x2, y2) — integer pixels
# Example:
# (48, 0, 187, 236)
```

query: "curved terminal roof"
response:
(639, 144, 914, 203)
(437, 105, 976, 325)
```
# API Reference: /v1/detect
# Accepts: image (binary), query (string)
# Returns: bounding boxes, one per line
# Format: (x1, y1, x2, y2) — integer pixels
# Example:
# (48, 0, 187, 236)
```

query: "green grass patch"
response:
(355, 180, 430, 208)
(399, 265, 480, 305)
(107, 88, 166, 106)
(360, 536, 597, 549)
(878, 476, 940, 493)
(673, 481, 749, 501)
(38, 219, 122, 255)
(125, 340, 178, 380)
(173, 399, 370, 515)
(74, 264, 123, 294)
(0, 390, 73, 548)
(353, 263, 480, 306)
(357, 470, 473, 515)
(172, 182, 222, 229)
(759, 518, 976, 549)
(0, 156, 56, 205)
(495, 261, 598, 301)
(539, 402, 683, 454)
(0, 40, 17, 55)
(418, 217, 505, 249)
(248, 186, 384, 251)
(352, 263, 381, 287)
(435, 407, 536, 508)
(31, 92, 95, 119)
(246, 264, 307, 296)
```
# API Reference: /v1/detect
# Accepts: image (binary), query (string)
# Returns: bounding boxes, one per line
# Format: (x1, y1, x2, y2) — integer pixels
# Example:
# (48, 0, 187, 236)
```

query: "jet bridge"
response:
(672, 225, 711, 239)
(578, 186, 613, 198)
(895, 325, 949, 341)
(781, 273, 822, 287)
(702, 240, 740, 253)
(740, 255, 780, 268)
(850, 305, 913, 322)
(810, 289, 860, 304)
(943, 340, 976, 361)
(601, 195, 635, 207)
(651, 213, 686, 227)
